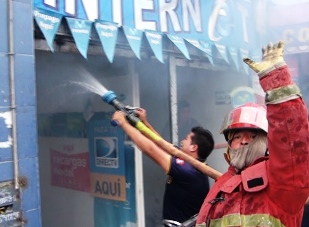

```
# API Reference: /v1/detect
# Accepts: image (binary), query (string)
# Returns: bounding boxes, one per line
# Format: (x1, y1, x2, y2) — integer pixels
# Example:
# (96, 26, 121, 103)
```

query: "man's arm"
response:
(112, 111, 171, 173)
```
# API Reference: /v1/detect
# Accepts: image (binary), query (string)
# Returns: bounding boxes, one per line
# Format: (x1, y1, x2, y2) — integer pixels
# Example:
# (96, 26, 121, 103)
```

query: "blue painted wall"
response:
(0, 0, 41, 226)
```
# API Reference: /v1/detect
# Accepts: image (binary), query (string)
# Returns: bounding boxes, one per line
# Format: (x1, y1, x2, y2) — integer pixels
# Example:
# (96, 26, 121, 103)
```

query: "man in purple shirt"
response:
(112, 108, 215, 226)
(163, 148, 211, 225)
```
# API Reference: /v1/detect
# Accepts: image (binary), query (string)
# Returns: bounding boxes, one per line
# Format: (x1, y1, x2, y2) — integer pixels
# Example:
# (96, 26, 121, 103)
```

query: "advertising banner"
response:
(94, 144, 136, 227)
(270, 23, 309, 54)
(88, 119, 125, 174)
(49, 137, 91, 192)
(88, 118, 126, 200)
(33, 0, 260, 68)
(50, 147, 90, 192)
(33, 0, 257, 50)
(88, 118, 136, 226)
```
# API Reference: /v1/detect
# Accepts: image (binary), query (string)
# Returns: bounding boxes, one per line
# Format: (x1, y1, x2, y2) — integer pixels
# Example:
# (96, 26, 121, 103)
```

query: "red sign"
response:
(50, 149, 90, 192)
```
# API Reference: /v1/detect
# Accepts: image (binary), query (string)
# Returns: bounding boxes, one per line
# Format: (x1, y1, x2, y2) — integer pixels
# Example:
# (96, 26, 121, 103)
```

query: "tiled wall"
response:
(0, 0, 41, 226)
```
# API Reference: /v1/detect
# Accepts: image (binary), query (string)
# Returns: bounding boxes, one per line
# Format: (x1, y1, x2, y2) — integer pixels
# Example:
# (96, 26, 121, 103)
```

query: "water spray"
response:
(71, 70, 222, 179)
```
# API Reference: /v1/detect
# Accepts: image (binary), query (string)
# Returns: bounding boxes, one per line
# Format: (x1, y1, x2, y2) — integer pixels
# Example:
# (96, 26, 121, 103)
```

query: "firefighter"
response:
(195, 41, 309, 227)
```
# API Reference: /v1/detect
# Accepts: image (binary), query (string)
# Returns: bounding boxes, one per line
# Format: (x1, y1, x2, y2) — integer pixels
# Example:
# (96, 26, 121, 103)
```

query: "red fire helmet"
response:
(220, 102, 268, 141)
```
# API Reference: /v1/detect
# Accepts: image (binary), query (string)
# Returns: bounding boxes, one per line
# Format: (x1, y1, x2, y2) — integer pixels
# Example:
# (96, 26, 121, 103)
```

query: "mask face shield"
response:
(226, 129, 268, 170)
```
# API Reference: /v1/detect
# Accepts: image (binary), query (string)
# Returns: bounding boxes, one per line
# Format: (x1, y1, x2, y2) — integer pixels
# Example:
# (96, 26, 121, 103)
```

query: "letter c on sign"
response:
(283, 29, 294, 44)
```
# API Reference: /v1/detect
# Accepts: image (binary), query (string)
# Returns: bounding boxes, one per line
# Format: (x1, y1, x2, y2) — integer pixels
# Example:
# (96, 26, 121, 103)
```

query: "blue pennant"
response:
(122, 26, 143, 60)
(214, 44, 229, 64)
(33, 7, 63, 52)
(167, 35, 191, 60)
(145, 30, 164, 63)
(228, 47, 240, 71)
(95, 20, 119, 63)
(66, 17, 92, 59)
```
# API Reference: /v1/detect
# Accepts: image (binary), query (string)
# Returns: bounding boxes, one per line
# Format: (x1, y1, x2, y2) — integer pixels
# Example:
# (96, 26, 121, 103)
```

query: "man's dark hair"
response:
(191, 126, 215, 161)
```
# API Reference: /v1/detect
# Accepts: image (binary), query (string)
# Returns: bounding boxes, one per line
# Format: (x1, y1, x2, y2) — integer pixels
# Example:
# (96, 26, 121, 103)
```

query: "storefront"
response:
(1, 0, 265, 226)
(33, 1, 260, 226)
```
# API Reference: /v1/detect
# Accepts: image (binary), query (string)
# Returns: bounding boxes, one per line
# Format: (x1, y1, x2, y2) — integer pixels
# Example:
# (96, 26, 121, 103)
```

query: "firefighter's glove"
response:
(243, 40, 286, 78)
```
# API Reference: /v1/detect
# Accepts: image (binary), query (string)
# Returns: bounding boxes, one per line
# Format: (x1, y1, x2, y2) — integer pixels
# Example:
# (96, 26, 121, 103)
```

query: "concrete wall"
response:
(0, 0, 41, 226)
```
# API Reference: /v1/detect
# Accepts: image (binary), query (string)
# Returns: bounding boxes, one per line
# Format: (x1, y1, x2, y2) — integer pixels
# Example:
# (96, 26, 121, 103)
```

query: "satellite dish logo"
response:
(95, 137, 118, 168)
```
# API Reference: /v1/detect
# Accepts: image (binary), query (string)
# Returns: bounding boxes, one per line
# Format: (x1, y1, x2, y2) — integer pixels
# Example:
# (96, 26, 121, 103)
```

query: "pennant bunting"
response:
(94, 20, 119, 63)
(227, 47, 240, 71)
(145, 30, 164, 63)
(122, 26, 143, 60)
(167, 35, 191, 60)
(186, 38, 217, 65)
(214, 44, 229, 64)
(66, 17, 92, 59)
(185, 38, 203, 51)
(32, 8, 254, 68)
(33, 7, 63, 52)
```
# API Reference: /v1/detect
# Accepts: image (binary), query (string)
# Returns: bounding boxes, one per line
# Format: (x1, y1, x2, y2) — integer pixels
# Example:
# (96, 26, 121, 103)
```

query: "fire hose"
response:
(102, 91, 222, 180)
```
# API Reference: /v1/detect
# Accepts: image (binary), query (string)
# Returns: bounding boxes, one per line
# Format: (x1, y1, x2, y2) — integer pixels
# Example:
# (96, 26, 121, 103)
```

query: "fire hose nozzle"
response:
(102, 90, 140, 126)
(102, 90, 117, 104)
(102, 91, 126, 112)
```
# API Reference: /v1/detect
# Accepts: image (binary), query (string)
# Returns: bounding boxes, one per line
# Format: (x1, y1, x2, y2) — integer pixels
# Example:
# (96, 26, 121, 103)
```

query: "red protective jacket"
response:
(196, 65, 309, 227)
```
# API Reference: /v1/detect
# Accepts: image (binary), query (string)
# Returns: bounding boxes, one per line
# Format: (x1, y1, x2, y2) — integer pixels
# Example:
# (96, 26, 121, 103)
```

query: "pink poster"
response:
(50, 149, 90, 192)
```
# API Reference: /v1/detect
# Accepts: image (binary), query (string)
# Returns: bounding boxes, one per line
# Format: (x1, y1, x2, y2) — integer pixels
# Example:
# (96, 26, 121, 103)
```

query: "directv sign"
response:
(87, 119, 127, 202)
(88, 119, 125, 175)
(33, 0, 257, 49)
(95, 137, 119, 168)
